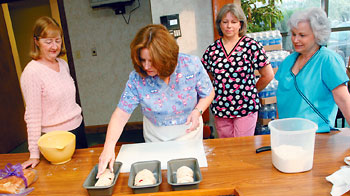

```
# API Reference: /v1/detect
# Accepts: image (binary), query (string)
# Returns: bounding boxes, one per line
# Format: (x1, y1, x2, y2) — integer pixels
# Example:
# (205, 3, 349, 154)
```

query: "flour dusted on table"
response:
(272, 144, 313, 173)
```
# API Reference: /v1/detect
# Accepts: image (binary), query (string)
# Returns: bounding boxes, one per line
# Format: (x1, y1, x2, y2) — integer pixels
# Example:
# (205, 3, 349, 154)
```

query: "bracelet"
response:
(194, 107, 203, 115)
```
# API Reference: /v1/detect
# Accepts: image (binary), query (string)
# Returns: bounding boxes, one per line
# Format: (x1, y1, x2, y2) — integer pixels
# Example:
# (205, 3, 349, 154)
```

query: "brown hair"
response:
(130, 24, 179, 78)
(216, 3, 247, 37)
(30, 16, 66, 60)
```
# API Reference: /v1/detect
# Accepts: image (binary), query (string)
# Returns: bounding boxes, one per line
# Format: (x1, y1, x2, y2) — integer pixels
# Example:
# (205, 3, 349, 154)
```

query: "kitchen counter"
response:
(1, 129, 349, 196)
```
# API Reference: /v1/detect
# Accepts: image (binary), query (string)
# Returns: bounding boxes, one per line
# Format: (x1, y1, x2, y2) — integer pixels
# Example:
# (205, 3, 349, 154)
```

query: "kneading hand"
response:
(97, 147, 115, 179)
(185, 109, 201, 133)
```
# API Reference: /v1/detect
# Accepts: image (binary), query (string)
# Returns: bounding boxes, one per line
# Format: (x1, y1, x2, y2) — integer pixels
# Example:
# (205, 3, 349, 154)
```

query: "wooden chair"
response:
(203, 109, 214, 139)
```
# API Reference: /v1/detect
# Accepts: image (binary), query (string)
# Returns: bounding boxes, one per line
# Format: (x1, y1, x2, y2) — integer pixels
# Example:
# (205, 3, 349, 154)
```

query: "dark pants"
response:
(69, 121, 88, 149)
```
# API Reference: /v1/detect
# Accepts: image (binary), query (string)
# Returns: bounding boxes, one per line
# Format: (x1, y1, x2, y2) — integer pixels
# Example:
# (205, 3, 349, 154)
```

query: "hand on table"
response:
(97, 147, 115, 179)
(22, 158, 40, 169)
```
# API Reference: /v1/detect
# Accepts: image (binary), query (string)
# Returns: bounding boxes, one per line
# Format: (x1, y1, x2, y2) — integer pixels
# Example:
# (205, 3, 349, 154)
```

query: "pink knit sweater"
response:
(20, 58, 82, 159)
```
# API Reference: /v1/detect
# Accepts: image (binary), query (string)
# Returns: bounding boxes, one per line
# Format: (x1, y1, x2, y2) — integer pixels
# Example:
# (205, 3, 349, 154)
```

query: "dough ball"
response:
(95, 169, 114, 186)
(176, 166, 194, 183)
(177, 175, 194, 183)
(176, 166, 193, 179)
(134, 169, 156, 186)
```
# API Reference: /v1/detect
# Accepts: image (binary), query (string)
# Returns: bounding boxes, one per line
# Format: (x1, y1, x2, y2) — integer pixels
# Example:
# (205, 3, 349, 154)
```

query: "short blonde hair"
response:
(130, 24, 179, 78)
(30, 16, 66, 60)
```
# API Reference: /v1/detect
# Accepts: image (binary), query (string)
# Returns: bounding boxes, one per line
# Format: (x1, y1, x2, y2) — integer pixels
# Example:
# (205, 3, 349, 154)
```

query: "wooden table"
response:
(1, 129, 350, 196)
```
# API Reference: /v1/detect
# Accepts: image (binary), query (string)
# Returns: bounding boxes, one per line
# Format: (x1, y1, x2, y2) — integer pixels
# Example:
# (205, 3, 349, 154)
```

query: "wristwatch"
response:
(194, 107, 203, 115)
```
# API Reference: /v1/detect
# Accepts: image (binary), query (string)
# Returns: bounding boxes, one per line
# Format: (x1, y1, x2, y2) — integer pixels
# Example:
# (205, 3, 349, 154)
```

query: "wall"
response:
(64, 0, 214, 126)
(150, 0, 213, 58)
(63, 0, 152, 125)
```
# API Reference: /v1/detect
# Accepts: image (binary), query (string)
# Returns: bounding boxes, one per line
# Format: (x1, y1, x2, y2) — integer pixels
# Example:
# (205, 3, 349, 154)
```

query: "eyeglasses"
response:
(38, 38, 62, 45)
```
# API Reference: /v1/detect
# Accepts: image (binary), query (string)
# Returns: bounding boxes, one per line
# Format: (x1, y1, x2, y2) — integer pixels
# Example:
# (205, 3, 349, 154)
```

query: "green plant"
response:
(241, 0, 284, 33)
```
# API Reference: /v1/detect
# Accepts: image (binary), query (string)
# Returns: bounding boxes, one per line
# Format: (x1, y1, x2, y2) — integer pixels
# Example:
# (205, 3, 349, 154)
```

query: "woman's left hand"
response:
(185, 109, 201, 133)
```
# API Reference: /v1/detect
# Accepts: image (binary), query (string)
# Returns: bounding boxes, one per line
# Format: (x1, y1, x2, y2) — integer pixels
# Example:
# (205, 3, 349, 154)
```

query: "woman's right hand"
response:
(97, 146, 115, 178)
(96, 107, 131, 178)
(22, 158, 40, 169)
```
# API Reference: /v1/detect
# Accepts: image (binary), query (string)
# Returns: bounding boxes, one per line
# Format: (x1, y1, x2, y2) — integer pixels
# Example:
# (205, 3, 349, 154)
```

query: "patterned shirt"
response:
(201, 36, 269, 118)
(118, 53, 213, 126)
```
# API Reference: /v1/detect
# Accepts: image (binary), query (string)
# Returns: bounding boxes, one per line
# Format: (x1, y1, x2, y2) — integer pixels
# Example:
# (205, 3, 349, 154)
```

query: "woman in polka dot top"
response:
(201, 4, 274, 138)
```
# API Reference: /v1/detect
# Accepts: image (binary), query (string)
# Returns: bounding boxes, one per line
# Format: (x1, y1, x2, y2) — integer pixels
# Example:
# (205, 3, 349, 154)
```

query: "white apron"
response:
(143, 116, 203, 142)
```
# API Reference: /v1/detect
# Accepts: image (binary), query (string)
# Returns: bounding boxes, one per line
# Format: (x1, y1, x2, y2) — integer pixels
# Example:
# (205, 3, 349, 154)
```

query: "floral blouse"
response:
(201, 36, 269, 118)
(118, 53, 213, 126)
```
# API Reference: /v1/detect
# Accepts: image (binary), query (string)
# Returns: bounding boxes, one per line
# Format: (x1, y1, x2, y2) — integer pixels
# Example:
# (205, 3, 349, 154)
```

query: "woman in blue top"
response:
(97, 24, 215, 176)
(275, 7, 350, 133)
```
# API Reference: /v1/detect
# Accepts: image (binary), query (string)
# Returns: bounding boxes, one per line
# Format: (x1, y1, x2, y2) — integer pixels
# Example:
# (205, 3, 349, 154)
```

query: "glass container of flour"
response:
(269, 118, 318, 173)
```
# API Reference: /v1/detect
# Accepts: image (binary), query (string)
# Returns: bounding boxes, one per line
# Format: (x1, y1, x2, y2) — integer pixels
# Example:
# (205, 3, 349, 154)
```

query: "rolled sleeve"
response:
(322, 53, 349, 91)
(251, 41, 269, 70)
(193, 56, 213, 98)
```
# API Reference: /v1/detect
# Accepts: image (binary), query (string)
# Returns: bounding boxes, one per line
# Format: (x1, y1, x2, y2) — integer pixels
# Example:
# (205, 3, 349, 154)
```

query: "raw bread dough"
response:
(134, 169, 156, 186)
(95, 169, 114, 186)
(177, 175, 194, 183)
(176, 166, 194, 183)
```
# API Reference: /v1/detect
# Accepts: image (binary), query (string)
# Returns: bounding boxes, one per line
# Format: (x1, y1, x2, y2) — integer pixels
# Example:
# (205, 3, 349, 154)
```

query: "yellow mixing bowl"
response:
(38, 131, 76, 165)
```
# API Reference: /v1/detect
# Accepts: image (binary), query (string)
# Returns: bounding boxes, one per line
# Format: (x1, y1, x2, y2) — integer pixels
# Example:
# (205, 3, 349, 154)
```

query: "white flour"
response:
(272, 144, 313, 173)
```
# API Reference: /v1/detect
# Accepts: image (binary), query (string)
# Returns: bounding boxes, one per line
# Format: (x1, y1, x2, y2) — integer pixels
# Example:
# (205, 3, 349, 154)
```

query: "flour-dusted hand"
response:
(345, 156, 350, 165)
(97, 147, 115, 179)
(185, 109, 201, 133)
(96, 108, 131, 179)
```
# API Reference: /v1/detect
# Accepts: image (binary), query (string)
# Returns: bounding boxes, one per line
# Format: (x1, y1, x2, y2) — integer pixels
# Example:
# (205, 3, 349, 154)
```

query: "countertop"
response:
(1, 129, 349, 195)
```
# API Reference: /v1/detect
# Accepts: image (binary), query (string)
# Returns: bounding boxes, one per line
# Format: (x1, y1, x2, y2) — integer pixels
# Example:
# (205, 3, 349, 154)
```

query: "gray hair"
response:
(215, 3, 247, 37)
(288, 7, 330, 45)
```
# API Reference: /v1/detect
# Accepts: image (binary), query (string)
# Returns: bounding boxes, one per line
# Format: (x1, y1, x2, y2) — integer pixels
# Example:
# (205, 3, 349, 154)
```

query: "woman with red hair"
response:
(97, 24, 214, 177)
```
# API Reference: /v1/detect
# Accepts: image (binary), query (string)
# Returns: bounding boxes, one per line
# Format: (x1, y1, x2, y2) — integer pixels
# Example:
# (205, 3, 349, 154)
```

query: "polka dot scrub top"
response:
(201, 36, 269, 118)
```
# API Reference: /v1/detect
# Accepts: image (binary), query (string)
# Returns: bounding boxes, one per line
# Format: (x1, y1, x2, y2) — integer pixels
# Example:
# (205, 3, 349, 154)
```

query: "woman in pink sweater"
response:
(20, 16, 88, 169)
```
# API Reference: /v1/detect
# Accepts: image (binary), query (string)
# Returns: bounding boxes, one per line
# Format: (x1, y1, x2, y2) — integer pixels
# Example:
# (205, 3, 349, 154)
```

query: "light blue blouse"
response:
(275, 46, 348, 132)
(118, 53, 213, 126)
